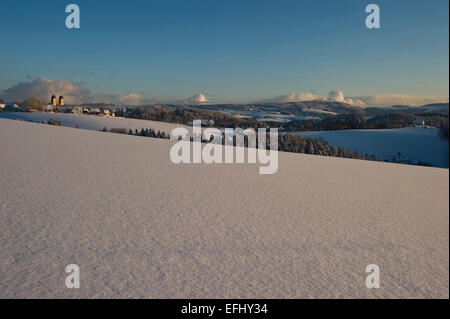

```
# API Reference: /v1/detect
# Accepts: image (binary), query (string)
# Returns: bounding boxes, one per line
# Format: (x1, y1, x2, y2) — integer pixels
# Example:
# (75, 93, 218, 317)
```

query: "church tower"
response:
(51, 95, 57, 107)
(59, 96, 64, 106)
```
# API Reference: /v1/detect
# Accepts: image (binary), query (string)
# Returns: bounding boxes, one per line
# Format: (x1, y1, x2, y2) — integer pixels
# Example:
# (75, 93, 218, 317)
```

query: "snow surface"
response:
(0, 118, 448, 298)
(293, 128, 449, 168)
(0, 112, 190, 134)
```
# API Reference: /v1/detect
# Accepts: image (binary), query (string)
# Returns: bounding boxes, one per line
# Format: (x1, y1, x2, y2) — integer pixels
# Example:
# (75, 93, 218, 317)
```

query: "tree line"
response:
(282, 112, 449, 132)
(102, 125, 378, 162)
(120, 106, 449, 135)
(118, 106, 259, 129)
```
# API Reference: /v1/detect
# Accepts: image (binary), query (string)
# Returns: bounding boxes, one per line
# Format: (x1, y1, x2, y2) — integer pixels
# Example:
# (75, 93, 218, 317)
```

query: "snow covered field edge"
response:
(0, 118, 448, 298)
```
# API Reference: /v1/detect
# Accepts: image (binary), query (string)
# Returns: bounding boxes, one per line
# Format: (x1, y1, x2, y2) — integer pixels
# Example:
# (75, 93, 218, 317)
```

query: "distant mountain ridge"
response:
(189, 101, 449, 118)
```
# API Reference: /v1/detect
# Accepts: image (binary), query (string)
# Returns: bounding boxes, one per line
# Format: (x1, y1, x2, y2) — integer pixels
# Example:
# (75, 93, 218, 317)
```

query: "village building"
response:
(41, 104, 54, 111)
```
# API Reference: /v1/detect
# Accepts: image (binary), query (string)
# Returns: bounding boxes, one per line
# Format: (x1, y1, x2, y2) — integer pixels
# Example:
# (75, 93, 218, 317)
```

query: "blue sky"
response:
(0, 0, 448, 105)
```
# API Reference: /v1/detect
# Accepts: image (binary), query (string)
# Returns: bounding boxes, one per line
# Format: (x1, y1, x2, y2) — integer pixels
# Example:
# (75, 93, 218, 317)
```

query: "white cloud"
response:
(186, 93, 211, 104)
(327, 90, 345, 102)
(355, 94, 449, 107)
(327, 90, 366, 107)
(265, 92, 324, 103)
(0, 78, 154, 105)
(1, 78, 89, 104)
(264, 90, 447, 107)
(282, 92, 323, 102)
(97, 93, 145, 105)
(265, 90, 366, 107)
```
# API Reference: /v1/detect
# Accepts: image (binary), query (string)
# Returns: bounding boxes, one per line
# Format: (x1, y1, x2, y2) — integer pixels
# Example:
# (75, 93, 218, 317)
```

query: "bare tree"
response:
(23, 97, 44, 111)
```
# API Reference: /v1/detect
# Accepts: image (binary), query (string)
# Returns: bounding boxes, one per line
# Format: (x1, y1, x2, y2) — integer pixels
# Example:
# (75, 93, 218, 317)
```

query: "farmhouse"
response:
(41, 104, 54, 111)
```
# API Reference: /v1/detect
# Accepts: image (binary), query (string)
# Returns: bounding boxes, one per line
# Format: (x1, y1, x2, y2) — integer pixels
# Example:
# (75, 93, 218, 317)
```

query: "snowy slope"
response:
(0, 112, 189, 134)
(0, 118, 448, 298)
(294, 128, 449, 168)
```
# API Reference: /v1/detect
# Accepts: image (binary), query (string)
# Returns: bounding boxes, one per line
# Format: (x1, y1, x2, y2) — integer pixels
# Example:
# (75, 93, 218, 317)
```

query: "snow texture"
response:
(0, 119, 448, 298)
(0, 112, 190, 134)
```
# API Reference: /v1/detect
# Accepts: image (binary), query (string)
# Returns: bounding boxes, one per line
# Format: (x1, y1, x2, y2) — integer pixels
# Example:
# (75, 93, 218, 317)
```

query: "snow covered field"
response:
(2, 112, 447, 168)
(0, 118, 448, 298)
(293, 128, 449, 168)
(0, 112, 189, 134)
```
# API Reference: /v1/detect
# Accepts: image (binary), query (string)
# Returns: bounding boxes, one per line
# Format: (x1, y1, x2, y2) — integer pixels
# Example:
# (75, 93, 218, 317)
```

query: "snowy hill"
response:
(0, 112, 190, 133)
(0, 118, 448, 298)
(294, 127, 449, 168)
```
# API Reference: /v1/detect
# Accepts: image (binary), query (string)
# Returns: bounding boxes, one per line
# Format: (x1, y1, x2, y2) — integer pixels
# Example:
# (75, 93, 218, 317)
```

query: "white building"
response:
(42, 105, 54, 111)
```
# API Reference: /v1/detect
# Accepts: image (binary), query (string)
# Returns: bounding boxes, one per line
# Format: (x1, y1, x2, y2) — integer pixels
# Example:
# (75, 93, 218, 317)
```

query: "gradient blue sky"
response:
(0, 0, 448, 105)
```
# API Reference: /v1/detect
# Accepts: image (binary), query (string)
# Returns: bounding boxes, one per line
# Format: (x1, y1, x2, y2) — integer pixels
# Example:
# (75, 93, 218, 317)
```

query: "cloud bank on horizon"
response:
(266, 90, 448, 107)
(269, 90, 365, 107)
(0, 78, 152, 105)
(0, 78, 447, 107)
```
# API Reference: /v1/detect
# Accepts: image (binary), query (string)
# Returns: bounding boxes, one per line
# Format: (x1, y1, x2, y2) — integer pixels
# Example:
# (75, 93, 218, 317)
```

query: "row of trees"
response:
(209, 132, 377, 161)
(119, 106, 259, 129)
(283, 112, 449, 132)
(22, 97, 45, 111)
(102, 127, 170, 139)
(278, 134, 377, 160)
(129, 128, 169, 139)
(101, 125, 377, 162)
(439, 121, 449, 139)
(120, 106, 449, 134)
